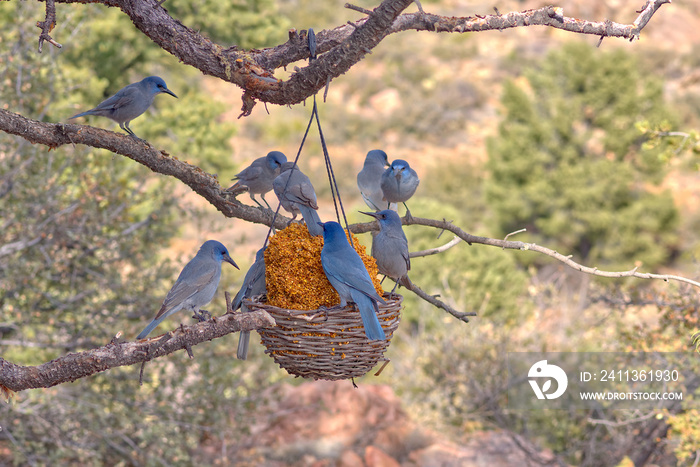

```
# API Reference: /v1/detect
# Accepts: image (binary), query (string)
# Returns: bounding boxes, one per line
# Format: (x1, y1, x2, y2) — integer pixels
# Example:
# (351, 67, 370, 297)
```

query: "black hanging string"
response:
(312, 94, 354, 247)
(262, 28, 353, 247)
(261, 98, 317, 249)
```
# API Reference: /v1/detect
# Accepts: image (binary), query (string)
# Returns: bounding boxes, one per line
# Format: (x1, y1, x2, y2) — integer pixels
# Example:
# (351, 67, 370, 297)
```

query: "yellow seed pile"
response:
(265, 222, 383, 310)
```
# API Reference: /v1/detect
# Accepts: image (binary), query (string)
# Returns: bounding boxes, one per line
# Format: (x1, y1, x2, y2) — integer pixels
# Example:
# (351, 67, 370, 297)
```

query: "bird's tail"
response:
(231, 287, 246, 312)
(237, 331, 250, 360)
(299, 205, 323, 236)
(354, 293, 386, 341)
(136, 318, 164, 340)
(399, 275, 412, 289)
(68, 110, 93, 120)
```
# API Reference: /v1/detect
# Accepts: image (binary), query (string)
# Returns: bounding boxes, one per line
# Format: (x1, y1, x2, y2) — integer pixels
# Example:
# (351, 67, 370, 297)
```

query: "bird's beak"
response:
(223, 253, 239, 269)
(162, 88, 178, 98)
(359, 211, 380, 220)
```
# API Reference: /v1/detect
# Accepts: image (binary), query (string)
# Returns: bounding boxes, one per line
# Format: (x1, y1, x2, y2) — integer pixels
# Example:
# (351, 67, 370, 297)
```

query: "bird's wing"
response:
(296, 181, 319, 209)
(154, 261, 219, 320)
(92, 86, 140, 112)
(283, 173, 318, 209)
(323, 254, 384, 303)
(232, 259, 265, 310)
(234, 164, 263, 182)
(385, 230, 411, 270)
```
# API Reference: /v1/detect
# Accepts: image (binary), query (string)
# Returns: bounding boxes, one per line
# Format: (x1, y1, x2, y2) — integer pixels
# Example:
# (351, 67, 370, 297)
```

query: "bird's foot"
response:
(192, 309, 211, 322)
(317, 305, 331, 321)
(129, 133, 148, 144)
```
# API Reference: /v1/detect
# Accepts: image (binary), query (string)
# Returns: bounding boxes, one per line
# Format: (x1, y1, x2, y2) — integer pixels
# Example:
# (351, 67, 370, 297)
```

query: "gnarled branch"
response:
(0, 308, 275, 393)
(44, 0, 670, 112)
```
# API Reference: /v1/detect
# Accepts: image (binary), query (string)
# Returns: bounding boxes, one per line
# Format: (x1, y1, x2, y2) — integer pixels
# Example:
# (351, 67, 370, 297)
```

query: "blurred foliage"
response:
(166, 0, 289, 49)
(1, 2, 174, 356)
(0, 0, 282, 464)
(57, 5, 237, 174)
(486, 42, 680, 270)
(399, 198, 530, 324)
(669, 409, 700, 463)
(390, 277, 700, 466)
(3, 0, 700, 465)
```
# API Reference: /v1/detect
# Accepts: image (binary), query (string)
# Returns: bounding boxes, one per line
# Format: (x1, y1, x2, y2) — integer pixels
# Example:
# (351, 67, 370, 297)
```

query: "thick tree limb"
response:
(0, 309, 275, 393)
(45, 0, 670, 112)
(0, 109, 291, 228)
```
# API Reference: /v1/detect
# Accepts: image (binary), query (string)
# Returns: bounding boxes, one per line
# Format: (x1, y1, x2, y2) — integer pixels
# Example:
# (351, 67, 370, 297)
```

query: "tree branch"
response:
(357, 217, 700, 290)
(0, 308, 275, 393)
(36, 0, 61, 52)
(0, 109, 292, 228)
(46, 0, 670, 112)
(388, 2, 669, 41)
(409, 236, 461, 258)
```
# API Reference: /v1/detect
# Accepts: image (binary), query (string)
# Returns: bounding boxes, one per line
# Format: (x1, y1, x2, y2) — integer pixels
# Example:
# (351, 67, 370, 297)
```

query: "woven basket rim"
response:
(244, 292, 402, 314)
(247, 293, 403, 381)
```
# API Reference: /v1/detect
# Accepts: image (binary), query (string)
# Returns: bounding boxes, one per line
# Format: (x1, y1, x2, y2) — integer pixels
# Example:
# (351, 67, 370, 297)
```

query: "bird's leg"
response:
(260, 194, 273, 210)
(285, 213, 298, 228)
(122, 122, 144, 141)
(251, 195, 266, 209)
(120, 122, 134, 136)
(390, 280, 399, 294)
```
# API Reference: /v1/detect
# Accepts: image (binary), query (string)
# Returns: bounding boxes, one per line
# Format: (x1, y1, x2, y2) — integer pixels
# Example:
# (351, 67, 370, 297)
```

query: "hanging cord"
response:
(312, 94, 355, 247)
(263, 28, 352, 247)
(261, 97, 318, 248)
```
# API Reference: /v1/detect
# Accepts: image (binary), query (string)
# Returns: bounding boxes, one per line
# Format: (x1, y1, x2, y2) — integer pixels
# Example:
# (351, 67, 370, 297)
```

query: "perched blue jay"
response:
(273, 162, 323, 236)
(231, 247, 266, 360)
(231, 151, 287, 210)
(70, 76, 177, 138)
(136, 240, 238, 339)
(357, 149, 391, 211)
(361, 210, 411, 293)
(319, 221, 386, 341)
(380, 159, 420, 217)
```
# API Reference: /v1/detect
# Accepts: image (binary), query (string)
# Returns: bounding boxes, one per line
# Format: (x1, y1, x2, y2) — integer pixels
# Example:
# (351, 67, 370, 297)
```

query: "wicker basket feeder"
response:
(247, 293, 402, 380)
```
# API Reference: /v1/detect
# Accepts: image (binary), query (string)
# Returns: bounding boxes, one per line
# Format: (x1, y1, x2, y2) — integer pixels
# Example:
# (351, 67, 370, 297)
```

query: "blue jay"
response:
(136, 240, 238, 339)
(273, 162, 323, 236)
(380, 159, 419, 218)
(70, 76, 177, 138)
(231, 247, 266, 360)
(231, 151, 287, 209)
(362, 210, 411, 293)
(319, 221, 386, 341)
(357, 149, 391, 211)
